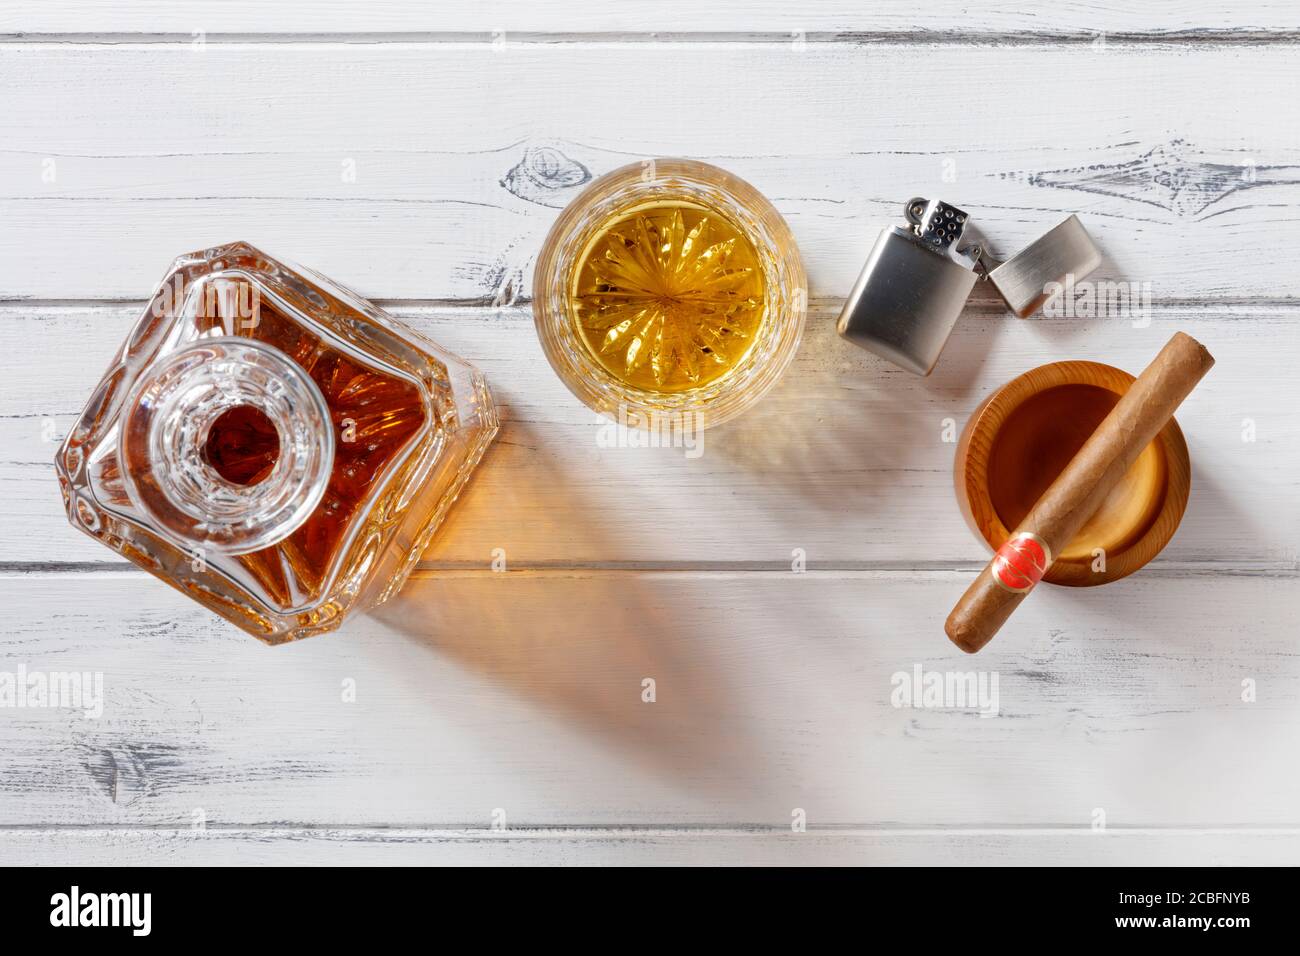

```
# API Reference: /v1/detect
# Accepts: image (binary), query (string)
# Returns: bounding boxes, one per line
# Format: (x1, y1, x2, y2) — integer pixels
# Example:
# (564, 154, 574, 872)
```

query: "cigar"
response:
(946, 332, 1215, 653)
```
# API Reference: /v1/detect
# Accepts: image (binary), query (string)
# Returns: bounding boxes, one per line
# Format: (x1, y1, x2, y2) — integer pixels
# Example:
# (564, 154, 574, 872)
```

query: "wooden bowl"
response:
(954, 360, 1191, 587)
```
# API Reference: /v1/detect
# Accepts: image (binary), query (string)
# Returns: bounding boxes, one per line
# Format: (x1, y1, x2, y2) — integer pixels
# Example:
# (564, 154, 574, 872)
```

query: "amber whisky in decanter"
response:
(56, 243, 498, 643)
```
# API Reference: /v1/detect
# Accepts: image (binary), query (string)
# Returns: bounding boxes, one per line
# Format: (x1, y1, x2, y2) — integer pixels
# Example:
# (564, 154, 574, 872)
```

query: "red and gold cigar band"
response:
(991, 531, 1052, 593)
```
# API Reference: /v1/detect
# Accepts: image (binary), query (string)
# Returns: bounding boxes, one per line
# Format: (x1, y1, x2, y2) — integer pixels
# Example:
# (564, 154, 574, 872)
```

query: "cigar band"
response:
(992, 532, 1052, 593)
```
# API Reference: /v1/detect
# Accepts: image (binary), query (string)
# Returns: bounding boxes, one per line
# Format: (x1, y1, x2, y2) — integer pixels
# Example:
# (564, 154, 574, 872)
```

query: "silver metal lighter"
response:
(836, 198, 1102, 375)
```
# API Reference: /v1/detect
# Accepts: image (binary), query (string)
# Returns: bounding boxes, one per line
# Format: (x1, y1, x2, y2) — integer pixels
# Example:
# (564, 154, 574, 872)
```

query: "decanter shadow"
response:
(372, 419, 771, 797)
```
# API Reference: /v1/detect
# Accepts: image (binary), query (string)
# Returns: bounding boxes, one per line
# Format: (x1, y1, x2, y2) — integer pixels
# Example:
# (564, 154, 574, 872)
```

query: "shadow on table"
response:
(372, 420, 770, 797)
(700, 307, 1007, 514)
(1036, 445, 1258, 648)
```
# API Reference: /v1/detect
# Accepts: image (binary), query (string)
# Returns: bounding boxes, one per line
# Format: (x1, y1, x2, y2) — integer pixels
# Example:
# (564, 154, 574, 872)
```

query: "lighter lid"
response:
(982, 215, 1102, 318)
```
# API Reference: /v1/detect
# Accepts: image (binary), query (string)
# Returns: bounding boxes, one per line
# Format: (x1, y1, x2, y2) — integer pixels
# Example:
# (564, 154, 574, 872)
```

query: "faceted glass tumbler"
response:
(56, 242, 498, 644)
(533, 159, 806, 429)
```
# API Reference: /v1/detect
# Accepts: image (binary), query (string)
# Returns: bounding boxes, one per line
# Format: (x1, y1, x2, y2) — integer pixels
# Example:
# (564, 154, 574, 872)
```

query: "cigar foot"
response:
(945, 614, 986, 654)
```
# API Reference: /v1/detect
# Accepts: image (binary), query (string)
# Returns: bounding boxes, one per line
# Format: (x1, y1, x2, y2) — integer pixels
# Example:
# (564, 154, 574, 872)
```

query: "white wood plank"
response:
(3, 1, 1297, 37)
(1, 827, 1296, 866)
(3, 43, 1298, 300)
(0, 569, 1295, 827)
(8, 303, 1296, 567)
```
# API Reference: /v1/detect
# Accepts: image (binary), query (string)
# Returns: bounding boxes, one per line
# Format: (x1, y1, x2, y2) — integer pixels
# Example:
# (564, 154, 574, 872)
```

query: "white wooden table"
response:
(3, 2, 1299, 866)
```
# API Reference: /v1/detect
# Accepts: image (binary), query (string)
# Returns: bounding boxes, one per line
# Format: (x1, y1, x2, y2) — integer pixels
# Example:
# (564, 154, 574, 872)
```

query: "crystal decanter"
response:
(56, 243, 498, 643)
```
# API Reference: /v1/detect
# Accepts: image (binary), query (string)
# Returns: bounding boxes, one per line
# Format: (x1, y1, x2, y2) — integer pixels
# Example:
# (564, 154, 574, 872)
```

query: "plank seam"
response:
(3, 823, 1300, 834)
(3, 31, 1300, 47)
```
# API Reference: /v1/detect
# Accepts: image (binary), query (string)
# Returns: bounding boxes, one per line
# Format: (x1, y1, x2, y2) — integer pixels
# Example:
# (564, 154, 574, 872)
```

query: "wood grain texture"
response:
(2, 828, 1297, 866)
(5, 304, 1293, 568)
(2, 43, 1299, 300)
(1, 8, 1297, 865)
(1, 571, 1296, 828)
(3, 1, 1299, 38)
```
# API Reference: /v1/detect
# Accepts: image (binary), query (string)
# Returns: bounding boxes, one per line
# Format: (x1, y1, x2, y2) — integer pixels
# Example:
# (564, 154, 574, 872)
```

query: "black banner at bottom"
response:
(0, 865, 1287, 942)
